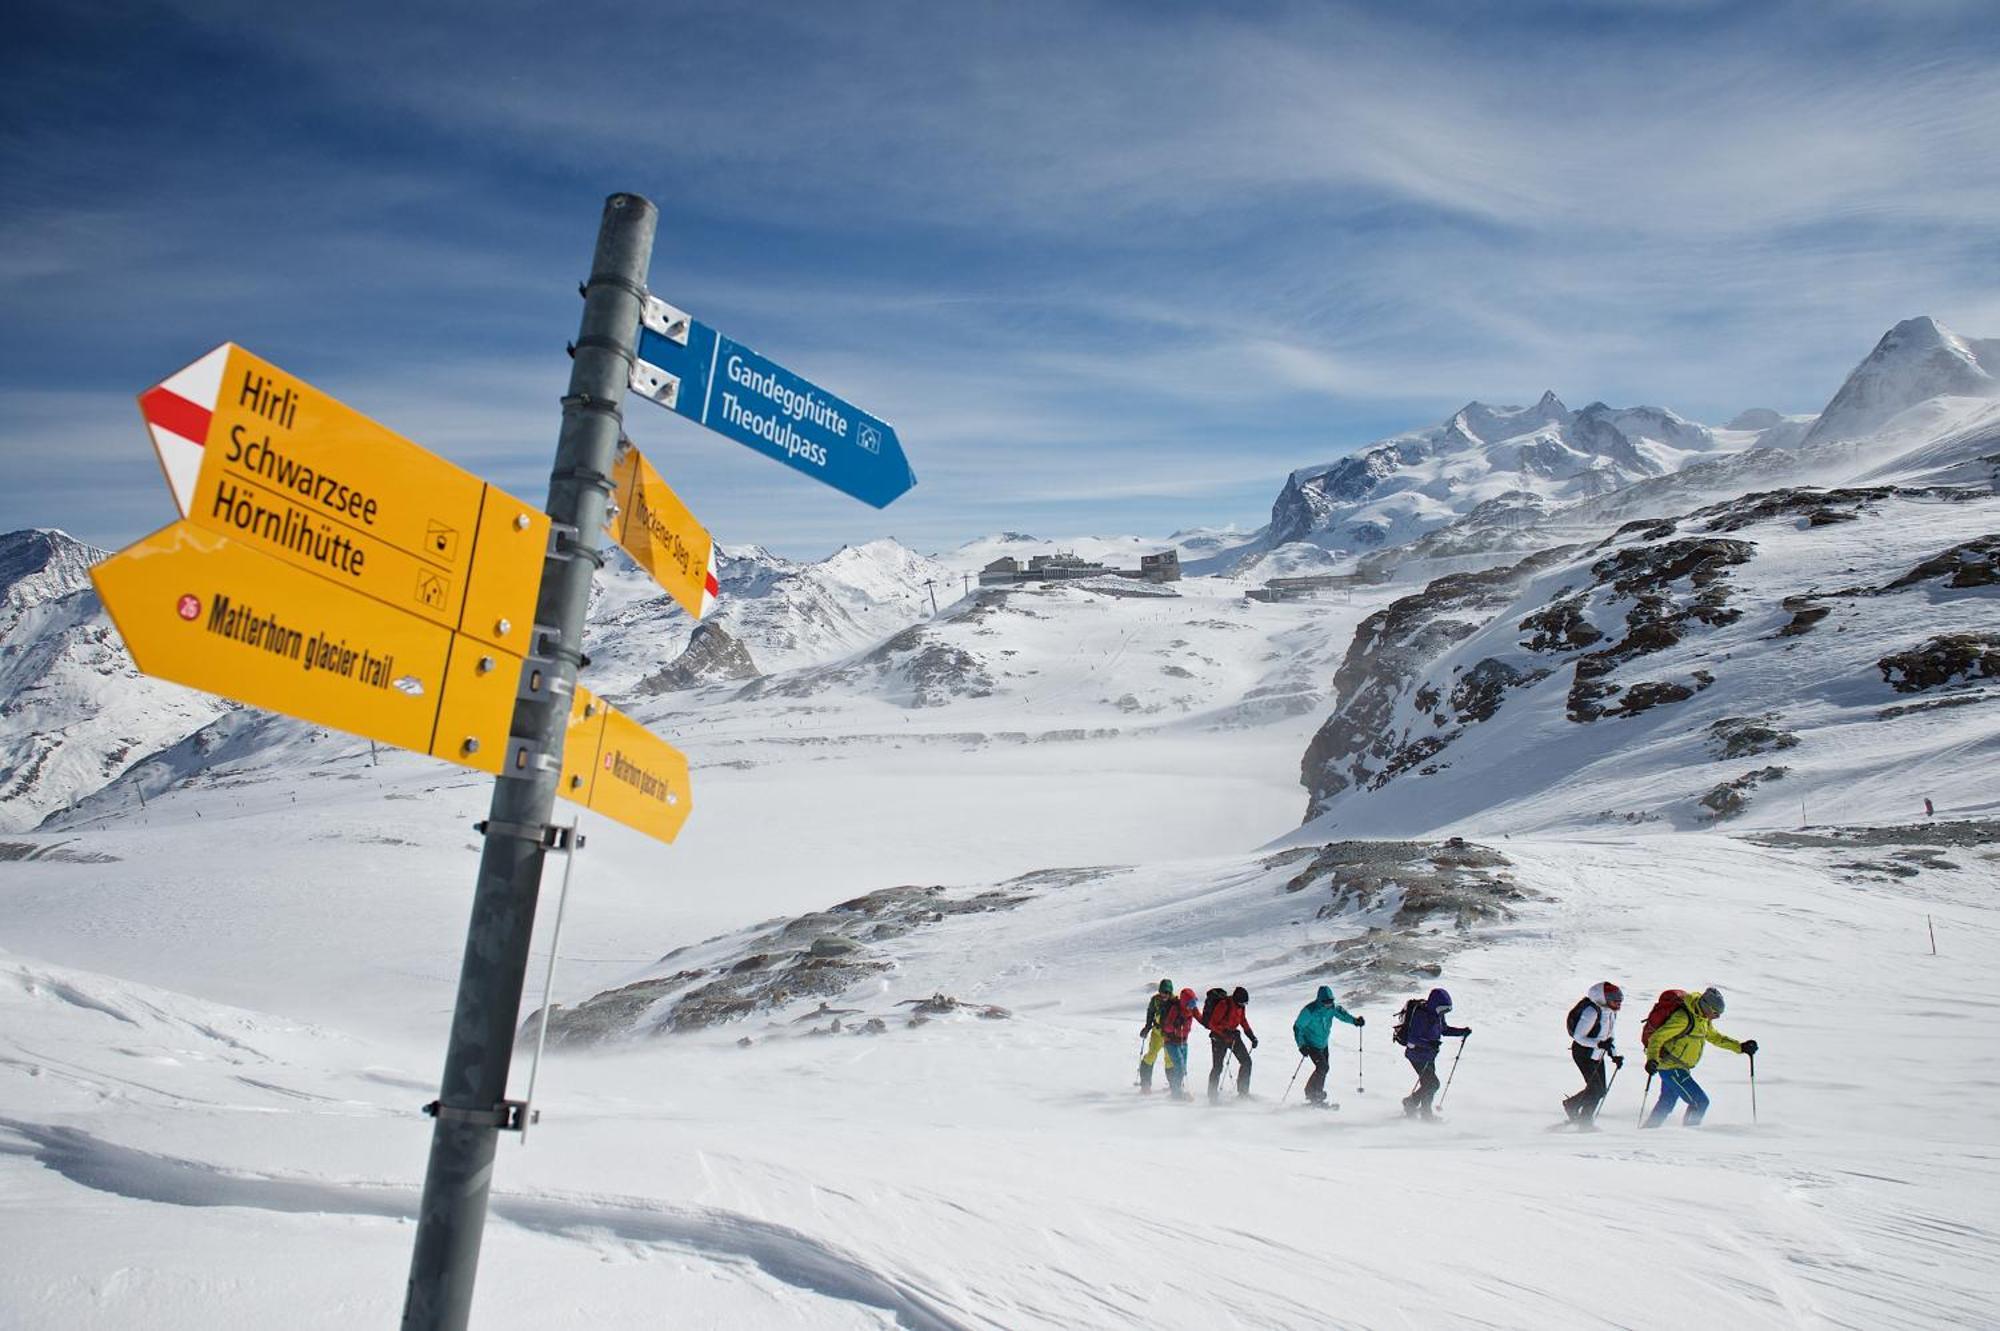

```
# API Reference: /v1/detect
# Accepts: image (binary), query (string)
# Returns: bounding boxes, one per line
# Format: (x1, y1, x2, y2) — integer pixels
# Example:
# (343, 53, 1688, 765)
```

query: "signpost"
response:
(98, 190, 914, 1331)
(141, 344, 550, 657)
(605, 441, 718, 620)
(557, 685, 693, 844)
(629, 298, 917, 508)
(91, 521, 520, 774)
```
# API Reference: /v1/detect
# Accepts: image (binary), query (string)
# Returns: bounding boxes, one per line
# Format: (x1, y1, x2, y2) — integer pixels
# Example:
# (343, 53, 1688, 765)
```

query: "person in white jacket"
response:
(1561, 981, 1625, 1125)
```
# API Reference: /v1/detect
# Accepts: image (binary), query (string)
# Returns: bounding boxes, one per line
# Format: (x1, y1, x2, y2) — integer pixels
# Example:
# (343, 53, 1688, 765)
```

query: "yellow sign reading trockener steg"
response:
(606, 443, 718, 620)
(556, 685, 692, 844)
(147, 343, 548, 658)
(90, 521, 521, 774)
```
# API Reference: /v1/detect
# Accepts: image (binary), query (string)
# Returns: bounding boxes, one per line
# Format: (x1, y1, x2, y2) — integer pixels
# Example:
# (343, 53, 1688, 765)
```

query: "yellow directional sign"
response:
(91, 521, 521, 774)
(606, 443, 718, 620)
(142, 344, 548, 657)
(556, 685, 692, 844)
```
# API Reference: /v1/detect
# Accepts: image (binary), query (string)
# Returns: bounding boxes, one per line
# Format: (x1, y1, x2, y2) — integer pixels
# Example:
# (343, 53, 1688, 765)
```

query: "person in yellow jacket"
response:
(1642, 986, 1758, 1128)
(1137, 980, 1174, 1093)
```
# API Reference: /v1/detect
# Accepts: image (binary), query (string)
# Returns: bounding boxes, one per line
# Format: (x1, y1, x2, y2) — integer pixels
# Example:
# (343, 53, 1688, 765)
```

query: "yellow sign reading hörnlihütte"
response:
(139, 343, 548, 657)
(557, 685, 692, 844)
(606, 443, 718, 620)
(90, 520, 521, 774)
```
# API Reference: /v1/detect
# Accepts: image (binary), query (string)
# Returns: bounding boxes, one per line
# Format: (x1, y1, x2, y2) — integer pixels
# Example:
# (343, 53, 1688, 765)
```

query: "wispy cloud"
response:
(2, 1, 1997, 556)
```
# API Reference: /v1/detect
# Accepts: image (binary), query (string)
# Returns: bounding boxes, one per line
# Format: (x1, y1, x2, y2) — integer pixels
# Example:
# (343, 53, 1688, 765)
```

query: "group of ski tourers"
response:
(1138, 978, 1759, 1127)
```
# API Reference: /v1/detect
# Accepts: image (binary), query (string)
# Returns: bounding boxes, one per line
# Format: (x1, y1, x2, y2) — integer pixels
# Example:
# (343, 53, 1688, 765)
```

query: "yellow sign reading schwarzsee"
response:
(90, 521, 521, 774)
(180, 344, 547, 657)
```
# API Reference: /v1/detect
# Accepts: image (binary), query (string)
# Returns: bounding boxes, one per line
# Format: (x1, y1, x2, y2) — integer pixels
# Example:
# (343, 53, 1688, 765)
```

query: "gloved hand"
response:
(1612, 1054, 1626, 1070)
(1741, 1039, 1759, 1057)
(1604, 1040, 1617, 1057)
(1644, 1059, 1658, 1075)
(1354, 1015, 1366, 1028)
(1249, 1033, 1259, 1049)
(1460, 1028, 1472, 1038)
(1297, 1045, 1310, 1059)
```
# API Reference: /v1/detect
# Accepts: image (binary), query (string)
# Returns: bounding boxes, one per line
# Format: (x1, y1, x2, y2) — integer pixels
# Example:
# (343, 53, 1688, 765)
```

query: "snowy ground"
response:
(4, 574, 1998, 1328)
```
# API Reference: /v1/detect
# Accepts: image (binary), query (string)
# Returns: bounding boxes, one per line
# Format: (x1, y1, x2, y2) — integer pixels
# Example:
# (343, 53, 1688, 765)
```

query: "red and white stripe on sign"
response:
(699, 546, 720, 618)
(137, 344, 230, 517)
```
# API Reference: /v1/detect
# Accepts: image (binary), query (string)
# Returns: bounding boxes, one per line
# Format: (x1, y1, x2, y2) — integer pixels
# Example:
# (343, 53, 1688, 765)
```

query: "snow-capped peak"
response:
(1804, 316, 2000, 447)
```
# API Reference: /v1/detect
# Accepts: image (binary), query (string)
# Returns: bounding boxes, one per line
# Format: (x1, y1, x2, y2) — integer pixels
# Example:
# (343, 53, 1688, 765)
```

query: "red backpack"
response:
(1641, 989, 1689, 1046)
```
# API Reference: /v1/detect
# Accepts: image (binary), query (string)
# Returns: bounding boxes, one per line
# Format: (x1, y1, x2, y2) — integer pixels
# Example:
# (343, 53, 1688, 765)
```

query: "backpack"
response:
(1391, 997, 1422, 1047)
(1564, 997, 1599, 1043)
(1202, 987, 1230, 1030)
(1641, 989, 1689, 1047)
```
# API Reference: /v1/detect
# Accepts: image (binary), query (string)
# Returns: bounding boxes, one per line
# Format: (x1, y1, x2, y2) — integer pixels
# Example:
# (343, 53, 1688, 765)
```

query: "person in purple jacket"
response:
(1395, 987, 1471, 1120)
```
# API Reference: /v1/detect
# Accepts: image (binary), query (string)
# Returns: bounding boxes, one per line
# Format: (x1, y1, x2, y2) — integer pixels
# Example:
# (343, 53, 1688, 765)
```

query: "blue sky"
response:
(3, 0, 1997, 559)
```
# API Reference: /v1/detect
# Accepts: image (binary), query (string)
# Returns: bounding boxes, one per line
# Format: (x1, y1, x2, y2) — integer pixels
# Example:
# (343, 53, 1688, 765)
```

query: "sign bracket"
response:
(422, 1099, 536, 1132)
(472, 818, 584, 852)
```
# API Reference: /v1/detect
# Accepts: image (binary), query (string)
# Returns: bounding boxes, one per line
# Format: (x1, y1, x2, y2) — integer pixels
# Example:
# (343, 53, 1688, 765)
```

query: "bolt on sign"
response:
(90, 522, 521, 773)
(556, 685, 693, 844)
(605, 441, 719, 619)
(139, 344, 548, 657)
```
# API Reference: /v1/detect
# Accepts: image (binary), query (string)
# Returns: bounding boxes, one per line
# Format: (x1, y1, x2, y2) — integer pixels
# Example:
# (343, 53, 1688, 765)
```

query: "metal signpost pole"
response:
(401, 192, 657, 1331)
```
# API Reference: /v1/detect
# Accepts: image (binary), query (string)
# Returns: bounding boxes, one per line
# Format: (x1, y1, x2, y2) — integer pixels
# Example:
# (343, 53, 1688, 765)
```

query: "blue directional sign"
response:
(630, 304, 916, 509)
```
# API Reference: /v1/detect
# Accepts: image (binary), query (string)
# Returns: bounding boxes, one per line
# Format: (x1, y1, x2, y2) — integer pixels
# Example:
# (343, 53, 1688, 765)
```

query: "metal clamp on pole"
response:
(531, 624, 588, 669)
(471, 819, 582, 851)
(559, 391, 623, 419)
(423, 1100, 537, 1132)
(545, 522, 606, 569)
(516, 654, 573, 707)
(499, 738, 561, 780)
(629, 358, 680, 409)
(640, 293, 691, 344)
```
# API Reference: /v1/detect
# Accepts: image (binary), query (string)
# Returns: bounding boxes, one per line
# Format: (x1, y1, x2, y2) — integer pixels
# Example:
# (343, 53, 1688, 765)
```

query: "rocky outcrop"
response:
(634, 621, 760, 694)
(1300, 548, 1575, 811)
(531, 876, 1045, 1046)
(1878, 635, 2000, 693)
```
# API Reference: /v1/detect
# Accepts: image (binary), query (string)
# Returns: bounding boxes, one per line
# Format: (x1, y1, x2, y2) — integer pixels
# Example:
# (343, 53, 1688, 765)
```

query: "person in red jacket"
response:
(1159, 986, 1201, 1100)
(1202, 985, 1260, 1102)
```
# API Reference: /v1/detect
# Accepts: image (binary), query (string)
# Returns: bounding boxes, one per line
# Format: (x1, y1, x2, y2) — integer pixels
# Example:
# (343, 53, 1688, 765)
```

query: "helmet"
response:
(1698, 986, 1725, 1018)
(1231, 986, 1249, 1004)
(1428, 987, 1453, 1010)
(1158, 979, 1173, 995)
(1602, 982, 1624, 1010)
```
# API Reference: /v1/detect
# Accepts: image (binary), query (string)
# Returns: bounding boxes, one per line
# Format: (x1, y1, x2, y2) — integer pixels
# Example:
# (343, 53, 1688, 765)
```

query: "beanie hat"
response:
(1158, 979, 1173, 995)
(1231, 986, 1249, 1004)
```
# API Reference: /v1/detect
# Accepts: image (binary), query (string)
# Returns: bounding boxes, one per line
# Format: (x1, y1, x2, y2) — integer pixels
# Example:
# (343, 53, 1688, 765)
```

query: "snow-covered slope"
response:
(1296, 480, 2000, 838)
(586, 538, 956, 692)
(0, 530, 230, 832)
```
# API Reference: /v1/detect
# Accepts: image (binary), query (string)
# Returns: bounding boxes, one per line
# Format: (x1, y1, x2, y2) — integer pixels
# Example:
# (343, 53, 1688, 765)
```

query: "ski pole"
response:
(1595, 1061, 1620, 1123)
(1639, 1071, 1653, 1128)
(1436, 1034, 1468, 1111)
(1748, 1051, 1758, 1124)
(1279, 1055, 1304, 1107)
(1357, 1024, 1366, 1094)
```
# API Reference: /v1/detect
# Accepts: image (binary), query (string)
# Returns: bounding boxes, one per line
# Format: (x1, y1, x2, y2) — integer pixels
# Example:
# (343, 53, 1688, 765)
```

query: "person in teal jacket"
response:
(1292, 985, 1364, 1107)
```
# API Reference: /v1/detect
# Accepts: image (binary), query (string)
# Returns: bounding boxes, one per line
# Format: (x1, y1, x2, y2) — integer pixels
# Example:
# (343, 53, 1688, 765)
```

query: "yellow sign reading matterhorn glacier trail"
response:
(606, 442, 718, 620)
(556, 685, 692, 843)
(90, 522, 522, 775)
(139, 343, 549, 657)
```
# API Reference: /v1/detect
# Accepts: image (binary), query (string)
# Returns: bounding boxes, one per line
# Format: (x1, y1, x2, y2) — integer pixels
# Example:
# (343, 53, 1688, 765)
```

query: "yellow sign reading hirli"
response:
(142, 343, 548, 657)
